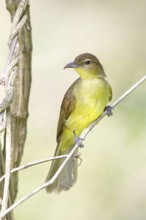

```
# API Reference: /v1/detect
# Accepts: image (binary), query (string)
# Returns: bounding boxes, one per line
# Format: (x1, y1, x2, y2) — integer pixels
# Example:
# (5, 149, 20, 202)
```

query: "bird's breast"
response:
(65, 78, 110, 133)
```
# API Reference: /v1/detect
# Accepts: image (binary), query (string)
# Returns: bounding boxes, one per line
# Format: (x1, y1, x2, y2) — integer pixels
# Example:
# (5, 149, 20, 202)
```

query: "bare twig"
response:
(8, 0, 28, 47)
(0, 155, 69, 182)
(0, 112, 5, 132)
(0, 67, 18, 115)
(112, 75, 146, 107)
(0, 108, 11, 214)
(0, 74, 146, 218)
(86, 74, 146, 135)
(0, 143, 79, 218)
(10, 0, 28, 28)
(0, 153, 81, 183)
(8, 15, 27, 47)
(0, 38, 18, 220)
(0, 2, 28, 127)
(0, 36, 18, 85)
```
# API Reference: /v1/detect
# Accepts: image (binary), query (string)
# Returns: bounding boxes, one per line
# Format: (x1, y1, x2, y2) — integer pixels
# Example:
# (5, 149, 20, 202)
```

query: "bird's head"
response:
(64, 53, 106, 79)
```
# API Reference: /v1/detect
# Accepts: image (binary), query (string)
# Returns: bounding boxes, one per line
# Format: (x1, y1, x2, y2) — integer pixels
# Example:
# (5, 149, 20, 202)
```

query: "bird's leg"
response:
(73, 152, 82, 166)
(72, 130, 84, 148)
(104, 105, 113, 117)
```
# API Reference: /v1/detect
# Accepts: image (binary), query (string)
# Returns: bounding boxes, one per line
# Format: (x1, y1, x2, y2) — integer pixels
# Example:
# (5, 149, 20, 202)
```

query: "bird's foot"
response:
(104, 105, 113, 117)
(73, 130, 84, 148)
(73, 152, 82, 166)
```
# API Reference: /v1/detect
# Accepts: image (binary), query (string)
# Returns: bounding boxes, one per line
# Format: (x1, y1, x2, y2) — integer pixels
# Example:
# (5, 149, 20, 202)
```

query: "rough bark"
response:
(4, 0, 32, 204)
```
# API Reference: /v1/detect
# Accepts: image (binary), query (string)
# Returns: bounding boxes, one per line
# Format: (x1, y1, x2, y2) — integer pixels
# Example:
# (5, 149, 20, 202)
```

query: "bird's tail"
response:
(45, 142, 78, 193)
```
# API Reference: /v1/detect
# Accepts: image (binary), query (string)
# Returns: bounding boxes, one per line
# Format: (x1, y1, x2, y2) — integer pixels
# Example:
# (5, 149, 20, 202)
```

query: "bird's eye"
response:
(84, 59, 91, 65)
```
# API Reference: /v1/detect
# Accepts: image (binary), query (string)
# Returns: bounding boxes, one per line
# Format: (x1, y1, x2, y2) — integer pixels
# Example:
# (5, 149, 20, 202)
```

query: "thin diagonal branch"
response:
(86, 74, 146, 134)
(8, 15, 27, 47)
(8, 0, 28, 47)
(0, 155, 69, 182)
(0, 74, 146, 218)
(0, 35, 18, 89)
(111, 74, 146, 108)
(0, 153, 81, 183)
(0, 143, 79, 218)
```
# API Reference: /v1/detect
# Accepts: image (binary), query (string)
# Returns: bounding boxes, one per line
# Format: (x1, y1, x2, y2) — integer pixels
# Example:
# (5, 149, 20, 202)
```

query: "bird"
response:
(46, 53, 112, 192)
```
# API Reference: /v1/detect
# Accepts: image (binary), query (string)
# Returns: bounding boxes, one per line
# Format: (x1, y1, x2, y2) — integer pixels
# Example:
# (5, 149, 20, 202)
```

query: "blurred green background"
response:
(0, 0, 146, 219)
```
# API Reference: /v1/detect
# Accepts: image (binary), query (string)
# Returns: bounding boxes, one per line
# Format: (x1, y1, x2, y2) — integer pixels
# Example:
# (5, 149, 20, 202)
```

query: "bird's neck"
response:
(76, 68, 105, 80)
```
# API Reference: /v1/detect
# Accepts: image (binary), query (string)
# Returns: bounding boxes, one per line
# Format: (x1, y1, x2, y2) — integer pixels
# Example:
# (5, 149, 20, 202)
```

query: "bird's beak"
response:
(64, 62, 80, 69)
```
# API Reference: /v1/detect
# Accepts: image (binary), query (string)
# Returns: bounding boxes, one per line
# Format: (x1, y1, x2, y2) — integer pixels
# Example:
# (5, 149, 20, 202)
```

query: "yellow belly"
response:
(65, 78, 111, 135)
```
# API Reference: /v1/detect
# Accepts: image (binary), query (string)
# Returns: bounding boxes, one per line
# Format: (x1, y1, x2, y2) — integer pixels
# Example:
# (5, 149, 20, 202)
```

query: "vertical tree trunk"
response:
(5, 0, 32, 203)
(0, 1, 32, 218)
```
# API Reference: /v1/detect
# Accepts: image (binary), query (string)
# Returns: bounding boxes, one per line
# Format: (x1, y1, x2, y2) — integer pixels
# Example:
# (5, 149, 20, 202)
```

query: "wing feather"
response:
(56, 79, 80, 142)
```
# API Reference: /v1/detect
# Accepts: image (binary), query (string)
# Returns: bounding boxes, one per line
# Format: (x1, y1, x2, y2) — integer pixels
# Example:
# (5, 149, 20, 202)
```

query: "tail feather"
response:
(46, 144, 78, 193)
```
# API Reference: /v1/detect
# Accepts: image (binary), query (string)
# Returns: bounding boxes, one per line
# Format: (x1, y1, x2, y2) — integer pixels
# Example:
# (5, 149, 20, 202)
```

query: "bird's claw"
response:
(73, 152, 82, 166)
(73, 130, 84, 148)
(104, 105, 113, 117)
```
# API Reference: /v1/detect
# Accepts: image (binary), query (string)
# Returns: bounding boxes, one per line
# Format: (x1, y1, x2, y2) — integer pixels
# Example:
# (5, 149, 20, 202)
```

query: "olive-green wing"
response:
(56, 79, 80, 142)
(109, 84, 112, 101)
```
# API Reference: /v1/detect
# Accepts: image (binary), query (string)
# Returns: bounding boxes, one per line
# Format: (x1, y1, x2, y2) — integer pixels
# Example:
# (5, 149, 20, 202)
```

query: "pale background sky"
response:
(0, 1, 146, 220)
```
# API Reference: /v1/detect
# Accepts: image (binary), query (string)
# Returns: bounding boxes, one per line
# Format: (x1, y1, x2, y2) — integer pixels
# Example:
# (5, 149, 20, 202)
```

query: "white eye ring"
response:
(84, 59, 91, 65)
